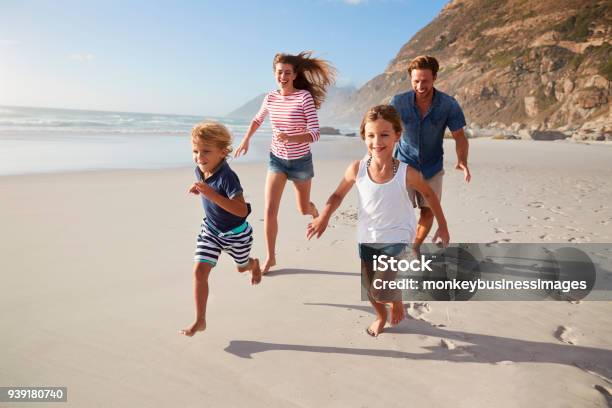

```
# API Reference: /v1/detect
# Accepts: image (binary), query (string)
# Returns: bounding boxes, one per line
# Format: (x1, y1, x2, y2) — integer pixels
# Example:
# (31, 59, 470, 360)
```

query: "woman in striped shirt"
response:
(235, 51, 335, 274)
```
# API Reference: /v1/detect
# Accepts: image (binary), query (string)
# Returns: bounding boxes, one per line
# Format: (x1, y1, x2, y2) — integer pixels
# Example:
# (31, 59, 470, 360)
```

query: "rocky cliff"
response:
(339, 0, 611, 137)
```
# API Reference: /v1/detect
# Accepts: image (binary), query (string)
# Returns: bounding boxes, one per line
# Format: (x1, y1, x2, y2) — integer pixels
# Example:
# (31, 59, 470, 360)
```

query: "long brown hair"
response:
(273, 51, 336, 109)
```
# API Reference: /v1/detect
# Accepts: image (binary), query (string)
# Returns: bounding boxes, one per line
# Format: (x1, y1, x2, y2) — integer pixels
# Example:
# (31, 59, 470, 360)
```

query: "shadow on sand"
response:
(265, 268, 359, 277)
(224, 302, 612, 381)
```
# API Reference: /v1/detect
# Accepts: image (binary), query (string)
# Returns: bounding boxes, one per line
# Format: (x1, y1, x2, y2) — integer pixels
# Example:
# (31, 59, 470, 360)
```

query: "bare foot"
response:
(389, 301, 406, 325)
(262, 256, 276, 274)
(180, 319, 206, 337)
(310, 202, 319, 218)
(250, 258, 262, 285)
(366, 318, 386, 337)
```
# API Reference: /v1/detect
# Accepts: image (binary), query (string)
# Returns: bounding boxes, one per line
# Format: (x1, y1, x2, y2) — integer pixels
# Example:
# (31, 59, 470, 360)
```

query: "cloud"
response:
(70, 53, 95, 62)
(342, 0, 367, 4)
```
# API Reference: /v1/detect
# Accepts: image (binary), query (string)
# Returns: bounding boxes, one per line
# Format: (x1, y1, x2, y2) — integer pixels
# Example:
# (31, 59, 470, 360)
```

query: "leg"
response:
(181, 262, 212, 337)
(264, 171, 288, 274)
(367, 290, 388, 337)
(292, 178, 318, 218)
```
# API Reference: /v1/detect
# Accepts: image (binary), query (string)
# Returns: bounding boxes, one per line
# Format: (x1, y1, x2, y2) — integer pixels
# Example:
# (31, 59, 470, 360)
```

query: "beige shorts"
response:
(408, 170, 444, 208)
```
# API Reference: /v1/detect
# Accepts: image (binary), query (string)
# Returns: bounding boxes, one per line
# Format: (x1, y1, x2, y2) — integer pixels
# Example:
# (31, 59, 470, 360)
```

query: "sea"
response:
(0, 105, 355, 175)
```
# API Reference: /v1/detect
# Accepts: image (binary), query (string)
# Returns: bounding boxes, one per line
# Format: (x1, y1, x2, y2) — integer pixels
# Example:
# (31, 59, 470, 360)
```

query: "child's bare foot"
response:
(262, 256, 276, 274)
(250, 258, 261, 285)
(180, 318, 206, 337)
(366, 318, 386, 337)
(389, 301, 405, 325)
(310, 202, 319, 218)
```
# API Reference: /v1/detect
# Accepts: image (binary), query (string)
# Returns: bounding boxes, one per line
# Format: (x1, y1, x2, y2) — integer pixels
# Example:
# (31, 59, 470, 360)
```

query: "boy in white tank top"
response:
(307, 105, 450, 337)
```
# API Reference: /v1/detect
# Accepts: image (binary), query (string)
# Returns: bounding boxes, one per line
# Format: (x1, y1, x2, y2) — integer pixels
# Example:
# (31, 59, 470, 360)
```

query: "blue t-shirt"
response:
(391, 89, 466, 179)
(195, 161, 250, 233)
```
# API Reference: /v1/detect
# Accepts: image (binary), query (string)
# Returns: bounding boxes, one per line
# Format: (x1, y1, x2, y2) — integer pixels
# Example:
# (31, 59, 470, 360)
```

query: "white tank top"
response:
(356, 158, 416, 243)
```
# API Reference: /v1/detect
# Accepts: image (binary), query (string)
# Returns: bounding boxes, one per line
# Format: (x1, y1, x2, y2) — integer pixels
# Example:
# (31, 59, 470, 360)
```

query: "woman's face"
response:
(275, 63, 297, 91)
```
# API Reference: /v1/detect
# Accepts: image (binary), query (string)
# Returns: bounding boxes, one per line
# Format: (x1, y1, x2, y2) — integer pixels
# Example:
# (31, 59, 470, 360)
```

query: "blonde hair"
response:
(359, 105, 403, 140)
(191, 121, 233, 156)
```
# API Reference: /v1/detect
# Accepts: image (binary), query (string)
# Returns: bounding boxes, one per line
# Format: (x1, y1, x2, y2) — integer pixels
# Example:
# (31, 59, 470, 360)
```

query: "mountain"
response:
(225, 85, 357, 126)
(334, 0, 611, 136)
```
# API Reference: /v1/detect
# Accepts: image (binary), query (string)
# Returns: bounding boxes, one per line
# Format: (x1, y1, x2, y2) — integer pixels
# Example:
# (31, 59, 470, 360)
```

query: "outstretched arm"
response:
(306, 161, 359, 239)
(406, 168, 450, 246)
(452, 128, 471, 183)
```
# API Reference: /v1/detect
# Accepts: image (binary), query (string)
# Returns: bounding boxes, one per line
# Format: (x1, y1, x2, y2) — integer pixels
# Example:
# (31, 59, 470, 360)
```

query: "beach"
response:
(2, 138, 612, 407)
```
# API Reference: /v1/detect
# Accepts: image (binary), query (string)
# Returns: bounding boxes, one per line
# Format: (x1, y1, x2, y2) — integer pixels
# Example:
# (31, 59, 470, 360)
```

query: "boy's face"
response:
(275, 63, 297, 90)
(364, 119, 400, 160)
(410, 68, 436, 99)
(192, 140, 226, 173)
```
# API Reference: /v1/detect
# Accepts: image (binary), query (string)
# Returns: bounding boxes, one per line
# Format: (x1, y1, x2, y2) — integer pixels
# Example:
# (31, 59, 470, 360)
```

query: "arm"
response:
(452, 128, 471, 183)
(306, 161, 359, 239)
(235, 95, 267, 157)
(406, 168, 450, 246)
(191, 183, 249, 218)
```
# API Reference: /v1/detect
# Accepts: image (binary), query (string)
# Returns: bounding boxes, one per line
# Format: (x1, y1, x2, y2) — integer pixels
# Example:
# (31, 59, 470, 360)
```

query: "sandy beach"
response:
(2, 138, 612, 407)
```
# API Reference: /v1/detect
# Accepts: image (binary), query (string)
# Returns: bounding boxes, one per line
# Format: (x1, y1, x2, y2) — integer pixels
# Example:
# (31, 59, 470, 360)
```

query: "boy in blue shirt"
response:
(181, 122, 261, 337)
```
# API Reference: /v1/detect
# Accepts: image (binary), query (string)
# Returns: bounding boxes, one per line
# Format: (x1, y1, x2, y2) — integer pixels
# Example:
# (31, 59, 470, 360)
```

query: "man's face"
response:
(410, 68, 435, 99)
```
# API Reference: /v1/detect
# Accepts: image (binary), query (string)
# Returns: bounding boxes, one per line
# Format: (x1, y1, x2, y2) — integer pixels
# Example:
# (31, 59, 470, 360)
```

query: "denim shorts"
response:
(268, 152, 314, 181)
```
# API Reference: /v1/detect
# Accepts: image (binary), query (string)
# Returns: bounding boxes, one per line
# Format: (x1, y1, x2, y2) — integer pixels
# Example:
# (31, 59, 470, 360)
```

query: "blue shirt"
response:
(391, 89, 466, 179)
(195, 161, 250, 233)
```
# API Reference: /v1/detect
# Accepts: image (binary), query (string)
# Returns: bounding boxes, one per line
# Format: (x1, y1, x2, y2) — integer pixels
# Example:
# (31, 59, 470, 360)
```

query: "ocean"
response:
(0, 105, 282, 175)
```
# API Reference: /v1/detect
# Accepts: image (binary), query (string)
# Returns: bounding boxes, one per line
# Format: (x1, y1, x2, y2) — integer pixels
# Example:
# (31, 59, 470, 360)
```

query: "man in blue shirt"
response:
(390, 55, 471, 252)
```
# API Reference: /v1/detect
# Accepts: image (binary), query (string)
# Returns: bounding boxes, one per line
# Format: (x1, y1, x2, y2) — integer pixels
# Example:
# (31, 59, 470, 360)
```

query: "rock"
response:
(563, 78, 574, 94)
(524, 96, 538, 117)
(530, 130, 569, 141)
(519, 129, 533, 140)
(344, 132, 356, 137)
(320, 126, 341, 135)
(574, 89, 608, 110)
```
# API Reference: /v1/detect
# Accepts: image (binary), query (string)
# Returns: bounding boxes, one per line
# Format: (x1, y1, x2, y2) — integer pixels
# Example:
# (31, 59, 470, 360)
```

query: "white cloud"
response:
(70, 53, 95, 62)
(342, 0, 367, 4)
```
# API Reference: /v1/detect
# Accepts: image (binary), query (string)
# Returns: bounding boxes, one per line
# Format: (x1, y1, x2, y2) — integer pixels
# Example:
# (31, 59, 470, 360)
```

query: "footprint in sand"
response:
(527, 201, 545, 208)
(440, 339, 456, 350)
(407, 302, 431, 321)
(554, 325, 577, 345)
(488, 217, 499, 223)
(494, 227, 507, 234)
(549, 207, 566, 215)
(543, 216, 554, 222)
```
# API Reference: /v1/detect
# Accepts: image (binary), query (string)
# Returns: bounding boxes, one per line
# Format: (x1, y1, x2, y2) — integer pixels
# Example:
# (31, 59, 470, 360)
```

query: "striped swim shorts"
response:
(194, 219, 254, 267)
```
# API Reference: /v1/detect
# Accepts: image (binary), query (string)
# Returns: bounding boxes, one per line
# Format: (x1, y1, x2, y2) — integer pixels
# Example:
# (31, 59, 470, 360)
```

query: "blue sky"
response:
(0, 0, 447, 116)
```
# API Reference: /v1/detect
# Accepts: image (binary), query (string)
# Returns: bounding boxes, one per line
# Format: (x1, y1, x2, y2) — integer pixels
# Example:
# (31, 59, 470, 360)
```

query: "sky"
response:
(0, 0, 448, 116)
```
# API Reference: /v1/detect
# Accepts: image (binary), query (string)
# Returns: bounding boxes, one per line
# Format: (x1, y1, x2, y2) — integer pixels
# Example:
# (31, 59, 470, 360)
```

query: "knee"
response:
(265, 203, 279, 219)
(194, 263, 211, 282)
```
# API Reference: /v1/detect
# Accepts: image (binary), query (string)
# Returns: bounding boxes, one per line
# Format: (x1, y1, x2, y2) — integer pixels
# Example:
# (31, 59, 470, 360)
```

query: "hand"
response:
(432, 225, 450, 247)
(276, 132, 290, 142)
(455, 162, 471, 183)
(306, 216, 329, 240)
(187, 183, 200, 195)
(234, 139, 249, 158)
(193, 182, 214, 197)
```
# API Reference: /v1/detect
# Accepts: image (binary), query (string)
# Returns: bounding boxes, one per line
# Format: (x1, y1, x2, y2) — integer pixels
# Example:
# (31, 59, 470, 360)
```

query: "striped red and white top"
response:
(252, 89, 320, 160)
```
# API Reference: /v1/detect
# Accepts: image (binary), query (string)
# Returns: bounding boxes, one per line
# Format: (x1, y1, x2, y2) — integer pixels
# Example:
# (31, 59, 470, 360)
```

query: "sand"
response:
(1, 138, 612, 407)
